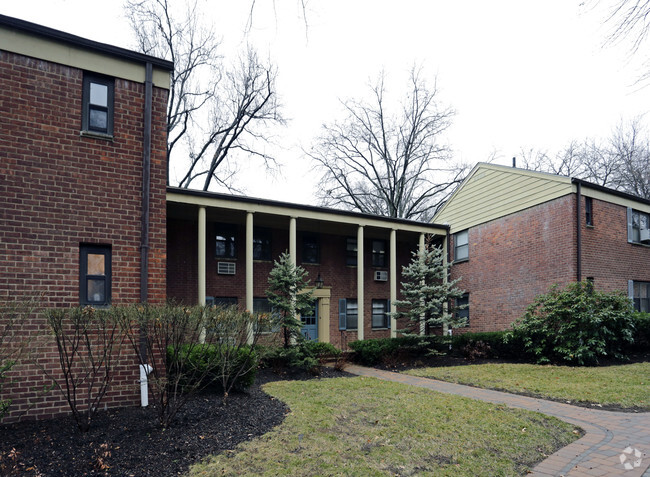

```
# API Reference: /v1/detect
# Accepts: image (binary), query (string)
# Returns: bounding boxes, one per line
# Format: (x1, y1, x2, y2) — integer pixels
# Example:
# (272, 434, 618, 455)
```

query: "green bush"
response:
(632, 312, 650, 350)
(302, 340, 342, 359)
(258, 339, 343, 372)
(452, 331, 523, 359)
(257, 341, 317, 372)
(508, 282, 635, 365)
(348, 336, 447, 366)
(169, 343, 258, 392)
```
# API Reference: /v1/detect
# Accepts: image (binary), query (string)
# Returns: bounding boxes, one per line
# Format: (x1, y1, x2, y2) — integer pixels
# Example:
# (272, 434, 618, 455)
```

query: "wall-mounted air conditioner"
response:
(374, 270, 388, 281)
(640, 228, 650, 243)
(217, 262, 236, 275)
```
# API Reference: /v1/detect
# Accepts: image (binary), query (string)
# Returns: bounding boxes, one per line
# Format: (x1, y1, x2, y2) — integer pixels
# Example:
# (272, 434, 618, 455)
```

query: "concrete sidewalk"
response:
(344, 364, 650, 477)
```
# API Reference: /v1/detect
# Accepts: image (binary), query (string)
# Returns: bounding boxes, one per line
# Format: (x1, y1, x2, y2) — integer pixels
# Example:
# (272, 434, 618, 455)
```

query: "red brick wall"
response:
(0, 51, 168, 421)
(166, 218, 418, 349)
(451, 195, 577, 332)
(581, 197, 650, 290)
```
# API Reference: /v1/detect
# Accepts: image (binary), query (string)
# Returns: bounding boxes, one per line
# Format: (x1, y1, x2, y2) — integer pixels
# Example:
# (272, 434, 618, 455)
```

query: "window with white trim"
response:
(454, 230, 469, 261)
(628, 208, 650, 244)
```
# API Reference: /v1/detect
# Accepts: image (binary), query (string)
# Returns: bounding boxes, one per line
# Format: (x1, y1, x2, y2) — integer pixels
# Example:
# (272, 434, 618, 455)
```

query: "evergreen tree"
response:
(266, 252, 315, 348)
(393, 242, 466, 334)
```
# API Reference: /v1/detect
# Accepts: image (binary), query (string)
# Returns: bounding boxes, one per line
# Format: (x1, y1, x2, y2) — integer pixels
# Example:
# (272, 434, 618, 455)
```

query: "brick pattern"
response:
(581, 197, 650, 291)
(0, 51, 168, 421)
(166, 218, 418, 349)
(451, 195, 577, 332)
(451, 194, 650, 332)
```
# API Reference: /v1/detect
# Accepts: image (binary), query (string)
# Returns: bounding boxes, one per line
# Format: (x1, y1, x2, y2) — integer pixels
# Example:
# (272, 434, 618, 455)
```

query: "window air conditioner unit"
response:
(374, 270, 388, 281)
(640, 228, 650, 243)
(217, 262, 236, 275)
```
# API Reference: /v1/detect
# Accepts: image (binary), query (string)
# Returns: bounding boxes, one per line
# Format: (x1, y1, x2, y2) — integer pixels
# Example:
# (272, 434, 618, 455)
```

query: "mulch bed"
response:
(0, 367, 348, 476)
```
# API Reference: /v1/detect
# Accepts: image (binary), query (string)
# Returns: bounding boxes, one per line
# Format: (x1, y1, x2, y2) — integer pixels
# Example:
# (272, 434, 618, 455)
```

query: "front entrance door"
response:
(301, 302, 318, 341)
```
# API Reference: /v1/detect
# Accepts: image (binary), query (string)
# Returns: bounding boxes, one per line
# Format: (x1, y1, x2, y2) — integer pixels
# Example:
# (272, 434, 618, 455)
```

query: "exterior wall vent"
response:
(640, 228, 650, 243)
(217, 262, 236, 275)
(374, 270, 388, 281)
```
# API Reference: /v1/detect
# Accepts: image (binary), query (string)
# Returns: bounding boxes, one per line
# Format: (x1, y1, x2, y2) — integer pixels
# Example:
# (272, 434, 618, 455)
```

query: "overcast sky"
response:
(3, 1, 649, 204)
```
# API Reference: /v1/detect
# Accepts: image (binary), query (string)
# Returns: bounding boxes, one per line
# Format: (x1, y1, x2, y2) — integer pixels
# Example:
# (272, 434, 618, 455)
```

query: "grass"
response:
(189, 376, 579, 476)
(405, 362, 650, 410)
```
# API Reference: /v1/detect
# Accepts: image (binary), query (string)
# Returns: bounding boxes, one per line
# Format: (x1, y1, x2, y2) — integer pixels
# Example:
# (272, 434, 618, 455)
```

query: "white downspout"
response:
(139, 364, 153, 407)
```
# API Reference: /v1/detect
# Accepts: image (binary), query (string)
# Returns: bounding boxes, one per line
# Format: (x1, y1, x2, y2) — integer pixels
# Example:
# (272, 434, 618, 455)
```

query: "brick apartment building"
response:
(166, 188, 448, 349)
(0, 15, 173, 420)
(3, 14, 649, 423)
(434, 163, 650, 332)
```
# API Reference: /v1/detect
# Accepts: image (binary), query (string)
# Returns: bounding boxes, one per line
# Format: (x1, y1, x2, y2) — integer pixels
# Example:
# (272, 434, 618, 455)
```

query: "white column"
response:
(357, 225, 364, 341)
(197, 206, 206, 306)
(390, 229, 397, 338)
(245, 212, 254, 314)
(419, 233, 426, 336)
(289, 217, 297, 266)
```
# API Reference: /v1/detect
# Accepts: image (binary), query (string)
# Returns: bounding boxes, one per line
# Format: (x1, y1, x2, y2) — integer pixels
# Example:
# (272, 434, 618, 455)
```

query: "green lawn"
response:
(405, 362, 650, 410)
(190, 376, 579, 476)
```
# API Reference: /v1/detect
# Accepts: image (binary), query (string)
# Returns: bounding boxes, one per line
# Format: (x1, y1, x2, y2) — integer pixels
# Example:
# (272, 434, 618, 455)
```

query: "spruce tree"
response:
(393, 242, 466, 334)
(266, 252, 315, 348)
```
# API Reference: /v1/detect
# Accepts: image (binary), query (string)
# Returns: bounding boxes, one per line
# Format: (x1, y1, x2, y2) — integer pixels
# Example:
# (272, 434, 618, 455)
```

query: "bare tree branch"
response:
(125, 0, 284, 190)
(518, 117, 650, 199)
(307, 69, 466, 221)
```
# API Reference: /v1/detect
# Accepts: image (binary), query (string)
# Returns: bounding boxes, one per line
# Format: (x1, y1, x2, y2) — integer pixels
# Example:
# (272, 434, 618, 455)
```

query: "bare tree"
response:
(608, 118, 650, 197)
(307, 69, 466, 221)
(517, 118, 650, 199)
(126, 0, 283, 190)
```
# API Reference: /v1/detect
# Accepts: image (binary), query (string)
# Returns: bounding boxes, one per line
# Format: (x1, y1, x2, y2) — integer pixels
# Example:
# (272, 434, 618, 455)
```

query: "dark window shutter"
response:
(387, 299, 391, 329)
(627, 207, 634, 243)
(628, 280, 634, 300)
(338, 298, 347, 330)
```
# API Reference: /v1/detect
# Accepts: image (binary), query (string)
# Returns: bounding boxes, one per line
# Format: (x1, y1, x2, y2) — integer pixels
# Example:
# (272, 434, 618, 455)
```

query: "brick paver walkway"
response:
(345, 364, 650, 477)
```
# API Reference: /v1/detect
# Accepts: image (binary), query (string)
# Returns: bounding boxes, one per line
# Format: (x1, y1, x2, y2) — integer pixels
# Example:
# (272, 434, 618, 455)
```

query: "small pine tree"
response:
(266, 252, 316, 348)
(393, 241, 466, 334)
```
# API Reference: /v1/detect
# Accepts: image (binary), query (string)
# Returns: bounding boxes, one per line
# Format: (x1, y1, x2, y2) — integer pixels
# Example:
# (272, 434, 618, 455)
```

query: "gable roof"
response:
(434, 163, 650, 233)
(433, 163, 573, 233)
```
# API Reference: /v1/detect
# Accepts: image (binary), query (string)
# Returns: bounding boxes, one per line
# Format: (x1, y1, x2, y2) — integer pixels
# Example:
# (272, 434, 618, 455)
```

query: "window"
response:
(371, 299, 390, 329)
(585, 197, 593, 226)
(628, 208, 650, 244)
(215, 224, 237, 258)
(207, 297, 238, 308)
(338, 298, 358, 330)
(456, 293, 469, 324)
(82, 74, 114, 135)
(302, 235, 320, 264)
(254, 297, 280, 332)
(630, 281, 650, 313)
(253, 297, 272, 313)
(80, 244, 111, 306)
(454, 230, 469, 261)
(372, 240, 387, 267)
(253, 227, 272, 261)
(346, 238, 357, 266)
